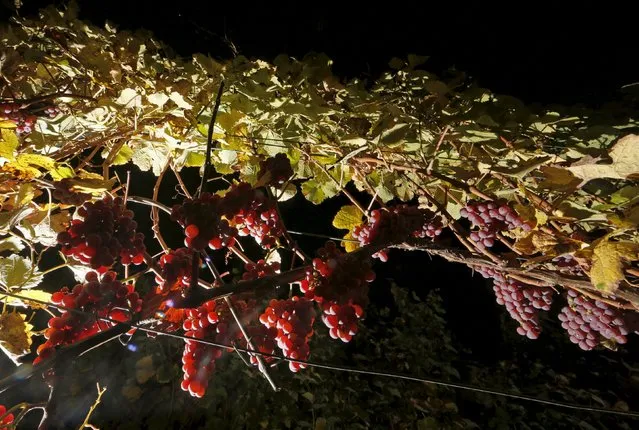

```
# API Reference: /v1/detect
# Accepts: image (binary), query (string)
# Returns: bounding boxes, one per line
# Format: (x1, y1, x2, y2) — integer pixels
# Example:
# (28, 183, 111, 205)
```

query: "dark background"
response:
(1, 1, 638, 426)
(3, 1, 638, 107)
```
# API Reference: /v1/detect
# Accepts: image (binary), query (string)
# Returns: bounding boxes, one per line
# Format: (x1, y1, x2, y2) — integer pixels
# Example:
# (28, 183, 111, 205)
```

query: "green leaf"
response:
(301, 179, 328, 205)
(0, 255, 43, 289)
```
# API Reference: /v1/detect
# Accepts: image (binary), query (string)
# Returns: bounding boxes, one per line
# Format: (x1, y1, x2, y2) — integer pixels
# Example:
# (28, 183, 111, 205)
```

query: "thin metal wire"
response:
(2, 290, 639, 418)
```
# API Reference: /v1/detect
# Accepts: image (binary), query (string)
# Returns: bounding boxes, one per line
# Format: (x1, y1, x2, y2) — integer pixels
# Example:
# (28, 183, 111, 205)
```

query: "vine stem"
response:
(265, 187, 308, 262)
(151, 159, 172, 253)
(392, 241, 639, 309)
(78, 383, 107, 430)
(40, 263, 68, 276)
(199, 81, 225, 196)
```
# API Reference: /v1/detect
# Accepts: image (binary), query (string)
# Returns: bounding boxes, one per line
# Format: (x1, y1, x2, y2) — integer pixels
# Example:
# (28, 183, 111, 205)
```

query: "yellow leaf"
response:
(49, 165, 75, 181)
(0, 312, 34, 357)
(0, 289, 52, 310)
(0, 129, 19, 160)
(342, 231, 360, 253)
(112, 144, 133, 165)
(0, 120, 18, 129)
(590, 240, 639, 292)
(68, 176, 116, 194)
(15, 153, 56, 170)
(332, 205, 362, 231)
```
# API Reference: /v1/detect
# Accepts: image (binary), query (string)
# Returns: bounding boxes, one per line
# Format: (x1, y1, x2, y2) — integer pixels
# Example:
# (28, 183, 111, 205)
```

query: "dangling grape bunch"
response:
(56, 195, 146, 271)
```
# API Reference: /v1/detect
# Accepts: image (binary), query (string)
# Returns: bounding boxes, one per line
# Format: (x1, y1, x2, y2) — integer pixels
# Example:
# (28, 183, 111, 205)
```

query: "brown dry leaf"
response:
(589, 240, 639, 292)
(538, 166, 581, 191)
(514, 231, 558, 255)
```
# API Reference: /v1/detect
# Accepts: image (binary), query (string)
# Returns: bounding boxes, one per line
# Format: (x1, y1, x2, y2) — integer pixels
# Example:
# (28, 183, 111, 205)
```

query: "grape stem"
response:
(198, 81, 225, 196)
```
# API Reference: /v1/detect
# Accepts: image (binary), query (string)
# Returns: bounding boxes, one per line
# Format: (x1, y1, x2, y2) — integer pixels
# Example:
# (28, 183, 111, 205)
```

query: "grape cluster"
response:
(225, 183, 284, 249)
(321, 302, 364, 343)
(553, 254, 582, 275)
(156, 248, 194, 292)
(300, 240, 375, 308)
(559, 290, 629, 351)
(299, 241, 374, 343)
(259, 297, 315, 372)
(181, 300, 225, 398)
(352, 206, 443, 262)
(242, 259, 280, 281)
(57, 195, 146, 271)
(474, 266, 553, 339)
(52, 178, 92, 206)
(243, 324, 278, 366)
(171, 192, 237, 251)
(460, 200, 531, 249)
(36, 271, 140, 365)
(0, 404, 14, 426)
(0, 102, 37, 135)
(257, 153, 293, 186)
(180, 298, 254, 397)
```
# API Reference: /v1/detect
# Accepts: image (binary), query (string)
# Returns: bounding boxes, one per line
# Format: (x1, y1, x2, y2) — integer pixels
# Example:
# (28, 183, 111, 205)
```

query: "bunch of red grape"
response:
(460, 200, 531, 249)
(243, 324, 278, 366)
(0, 404, 14, 426)
(474, 266, 553, 339)
(56, 195, 146, 271)
(242, 259, 280, 281)
(321, 302, 364, 343)
(257, 153, 293, 187)
(225, 183, 284, 249)
(0, 102, 37, 135)
(300, 240, 375, 308)
(553, 254, 583, 275)
(52, 178, 92, 206)
(171, 192, 238, 251)
(299, 241, 374, 343)
(259, 297, 315, 372)
(559, 290, 629, 351)
(36, 271, 140, 364)
(352, 205, 443, 262)
(156, 248, 194, 292)
(181, 300, 225, 398)
(181, 298, 257, 397)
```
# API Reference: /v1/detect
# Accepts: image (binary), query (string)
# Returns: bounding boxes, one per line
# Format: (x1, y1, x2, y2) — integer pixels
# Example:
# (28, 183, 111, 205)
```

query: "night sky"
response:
(5, 1, 638, 106)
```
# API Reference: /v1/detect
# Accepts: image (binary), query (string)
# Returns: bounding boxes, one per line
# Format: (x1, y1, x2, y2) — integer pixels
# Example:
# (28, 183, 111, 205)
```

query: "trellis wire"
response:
(1, 290, 638, 418)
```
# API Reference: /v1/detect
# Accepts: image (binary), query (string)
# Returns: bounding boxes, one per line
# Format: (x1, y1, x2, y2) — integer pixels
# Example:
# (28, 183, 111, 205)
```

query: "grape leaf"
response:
(112, 144, 133, 165)
(0, 312, 34, 362)
(332, 205, 362, 231)
(0, 255, 42, 289)
(589, 240, 639, 292)
(0, 129, 19, 160)
(0, 289, 52, 310)
(342, 231, 360, 253)
(0, 236, 24, 253)
(115, 88, 142, 108)
(567, 134, 639, 182)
